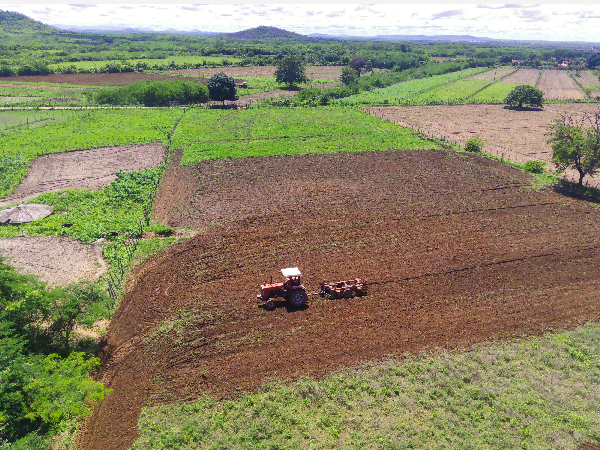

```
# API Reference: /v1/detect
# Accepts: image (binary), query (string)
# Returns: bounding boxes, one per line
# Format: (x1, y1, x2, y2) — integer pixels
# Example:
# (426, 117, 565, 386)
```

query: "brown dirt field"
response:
(577, 71, 600, 89)
(467, 66, 516, 82)
(0, 143, 166, 208)
(538, 70, 586, 100)
(80, 148, 600, 450)
(500, 68, 540, 85)
(170, 65, 344, 80)
(366, 103, 600, 185)
(0, 72, 204, 87)
(0, 236, 107, 286)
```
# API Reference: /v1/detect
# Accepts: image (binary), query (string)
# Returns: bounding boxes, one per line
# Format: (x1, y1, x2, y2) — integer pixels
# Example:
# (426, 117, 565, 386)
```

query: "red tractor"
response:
(257, 267, 308, 310)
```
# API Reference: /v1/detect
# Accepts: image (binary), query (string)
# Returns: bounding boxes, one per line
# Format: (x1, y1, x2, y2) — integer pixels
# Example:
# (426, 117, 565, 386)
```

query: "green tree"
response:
(349, 54, 366, 76)
(548, 109, 600, 185)
(588, 51, 600, 70)
(504, 84, 544, 109)
(340, 66, 359, 86)
(275, 55, 308, 88)
(207, 72, 237, 105)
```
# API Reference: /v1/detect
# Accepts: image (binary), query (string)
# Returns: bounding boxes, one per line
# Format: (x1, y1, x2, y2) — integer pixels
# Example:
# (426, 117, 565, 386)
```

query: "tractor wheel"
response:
(343, 289, 354, 299)
(355, 288, 364, 297)
(265, 300, 276, 311)
(288, 290, 308, 307)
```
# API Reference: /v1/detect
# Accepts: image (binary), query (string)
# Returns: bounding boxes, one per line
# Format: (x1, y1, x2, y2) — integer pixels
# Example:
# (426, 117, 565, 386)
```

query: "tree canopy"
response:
(504, 84, 544, 109)
(340, 66, 359, 86)
(548, 109, 600, 185)
(349, 54, 366, 76)
(207, 72, 237, 104)
(274, 55, 308, 88)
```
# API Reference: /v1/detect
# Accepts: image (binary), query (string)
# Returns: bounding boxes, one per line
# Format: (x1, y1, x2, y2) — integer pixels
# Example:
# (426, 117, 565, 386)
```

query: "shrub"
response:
(523, 160, 546, 173)
(465, 135, 485, 152)
(504, 85, 544, 109)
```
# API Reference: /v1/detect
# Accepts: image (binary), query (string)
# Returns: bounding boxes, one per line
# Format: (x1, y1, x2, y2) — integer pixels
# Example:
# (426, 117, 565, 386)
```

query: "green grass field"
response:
(410, 79, 491, 105)
(171, 107, 440, 165)
(0, 85, 92, 106)
(0, 108, 181, 198)
(469, 82, 521, 104)
(332, 68, 485, 106)
(133, 323, 600, 450)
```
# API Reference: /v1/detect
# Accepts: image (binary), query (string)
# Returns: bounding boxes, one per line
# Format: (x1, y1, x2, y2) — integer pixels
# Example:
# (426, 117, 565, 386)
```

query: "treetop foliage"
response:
(275, 55, 308, 87)
(207, 72, 237, 103)
(504, 84, 544, 109)
(548, 109, 600, 185)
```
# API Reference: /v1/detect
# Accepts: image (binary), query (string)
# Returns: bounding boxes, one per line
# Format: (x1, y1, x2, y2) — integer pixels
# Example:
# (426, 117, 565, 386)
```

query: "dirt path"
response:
(80, 149, 600, 450)
(0, 236, 108, 286)
(0, 143, 166, 208)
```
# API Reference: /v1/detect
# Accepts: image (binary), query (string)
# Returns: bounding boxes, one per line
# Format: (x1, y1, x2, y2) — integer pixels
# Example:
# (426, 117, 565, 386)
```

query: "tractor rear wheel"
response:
(288, 289, 308, 307)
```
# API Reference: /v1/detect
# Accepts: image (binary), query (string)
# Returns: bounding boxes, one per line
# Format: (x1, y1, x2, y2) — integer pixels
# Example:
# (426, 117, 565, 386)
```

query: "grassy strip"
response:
(0, 108, 181, 199)
(410, 79, 491, 105)
(332, 68, 484, 106)
(133, 323, 600, 449)
(171, 107, 440, 165)
(469, 82, 521, 104)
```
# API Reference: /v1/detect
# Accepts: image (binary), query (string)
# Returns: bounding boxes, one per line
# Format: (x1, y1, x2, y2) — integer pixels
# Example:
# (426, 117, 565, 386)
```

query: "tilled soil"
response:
(366, 103, 600, 184)
(0, 236, 107, 286)
(80, 149, 600, 450)
(0, 143, 166, 207)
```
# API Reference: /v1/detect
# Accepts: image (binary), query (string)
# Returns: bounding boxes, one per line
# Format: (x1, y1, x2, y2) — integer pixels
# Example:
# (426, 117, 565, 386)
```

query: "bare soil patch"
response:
(538, 70, 586, 100)
(0, 143, 166, 207)
(0, 72, 203, 87)
(500, 68, 540, 85)
(170, 65, 343, 80)
(81, 148, 600, 450)
(577, 71, 600, 89)
(366, 103, 600, 184)
(0, 236, 107, 286)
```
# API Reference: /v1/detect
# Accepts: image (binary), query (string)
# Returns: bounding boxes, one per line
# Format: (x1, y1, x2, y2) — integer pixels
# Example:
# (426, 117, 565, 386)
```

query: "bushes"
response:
(465, 135, 485, 152)
(94, 80, 209, 106)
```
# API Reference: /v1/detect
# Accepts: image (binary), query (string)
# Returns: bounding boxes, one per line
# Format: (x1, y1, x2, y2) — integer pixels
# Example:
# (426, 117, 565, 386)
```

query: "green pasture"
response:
(48, 55, 242, 72)
(410, 79, 491, 105)
(172, 107, 440, 165)
(134, 323, 600, 449)
(0, 85, 92, 106)
(333, 68, 484, 106)
(235, 77, 332, 96)
(0, 108, 181, 198)
(469, 82, 521, 104)
(0, 109, 79, 131)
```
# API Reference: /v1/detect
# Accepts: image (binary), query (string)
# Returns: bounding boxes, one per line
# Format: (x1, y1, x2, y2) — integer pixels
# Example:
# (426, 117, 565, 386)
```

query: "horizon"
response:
(2, 3, 600, 43)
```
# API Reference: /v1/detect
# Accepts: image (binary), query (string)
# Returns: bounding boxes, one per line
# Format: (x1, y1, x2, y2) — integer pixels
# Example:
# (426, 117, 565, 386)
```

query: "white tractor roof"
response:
(281, 267, 301, 278)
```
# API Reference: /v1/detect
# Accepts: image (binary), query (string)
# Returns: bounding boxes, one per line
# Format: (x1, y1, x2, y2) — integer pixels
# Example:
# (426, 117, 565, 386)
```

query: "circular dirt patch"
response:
(0, 236, 108, 286)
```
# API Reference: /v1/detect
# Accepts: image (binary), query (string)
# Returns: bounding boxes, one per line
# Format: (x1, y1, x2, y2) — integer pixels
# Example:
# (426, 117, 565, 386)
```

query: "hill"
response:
(227, 25, 317, 42)
(0, 9, 72, 39)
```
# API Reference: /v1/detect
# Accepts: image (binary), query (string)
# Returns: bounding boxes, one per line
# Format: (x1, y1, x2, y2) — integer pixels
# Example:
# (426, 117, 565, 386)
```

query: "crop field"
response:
(500, 68, 541, 85)
(332, 68, 484, 105)
(48, 55, 241, 72)
(466, 66, 517, 81)
(468, 82, 520, 103)
(170, 107, 435, 165)
(575, 71, 600, 99)
(538, 70, 586, 100)
(410, 79, 491, 104)
(0, 72, 203, 86)
(80, 145, 600, 449)
(172, 65, 344, 80)
(0, 84, 91, 106)
(366, 103, 600, 184)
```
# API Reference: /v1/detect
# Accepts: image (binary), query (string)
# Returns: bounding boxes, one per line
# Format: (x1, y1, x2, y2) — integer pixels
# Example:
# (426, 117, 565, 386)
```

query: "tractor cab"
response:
(258, 267, 308, 310)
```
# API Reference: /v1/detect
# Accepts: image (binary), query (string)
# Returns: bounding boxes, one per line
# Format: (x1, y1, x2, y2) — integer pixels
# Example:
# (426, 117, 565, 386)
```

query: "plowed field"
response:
(80, 148, 600, 450)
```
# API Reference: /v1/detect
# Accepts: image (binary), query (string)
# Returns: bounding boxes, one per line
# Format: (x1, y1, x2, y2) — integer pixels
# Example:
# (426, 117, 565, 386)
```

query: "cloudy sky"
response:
(3, 3, 600, 42)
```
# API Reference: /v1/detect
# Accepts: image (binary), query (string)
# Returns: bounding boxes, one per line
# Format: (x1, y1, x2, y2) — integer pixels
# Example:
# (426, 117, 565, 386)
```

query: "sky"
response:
(2, 2, 600, 42)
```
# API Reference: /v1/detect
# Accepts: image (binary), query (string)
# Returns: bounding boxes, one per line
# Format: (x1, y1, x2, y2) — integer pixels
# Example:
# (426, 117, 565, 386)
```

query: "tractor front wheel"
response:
(265, 300, 276, 311)
(288, 290, 308, 307)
